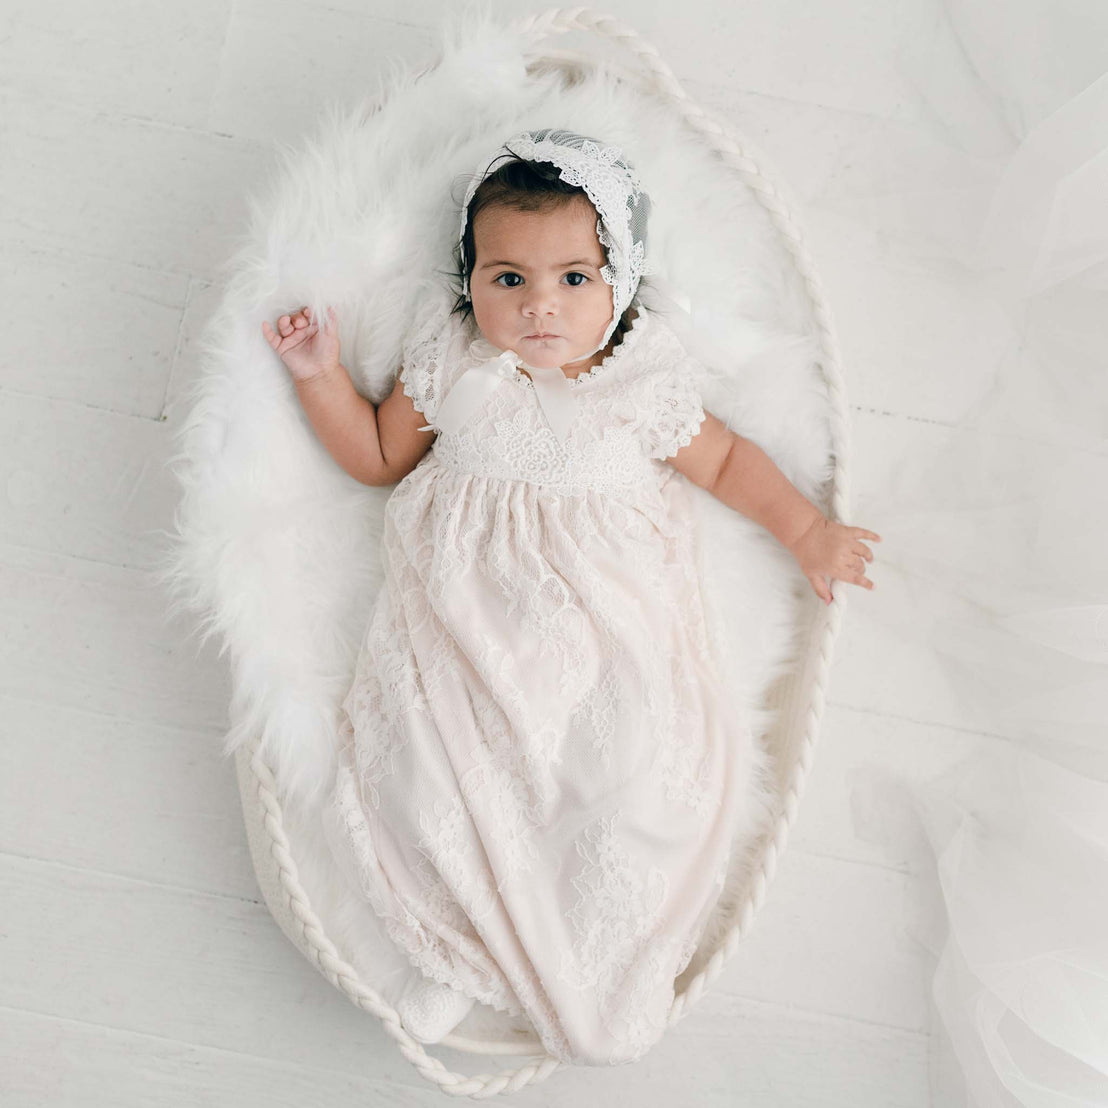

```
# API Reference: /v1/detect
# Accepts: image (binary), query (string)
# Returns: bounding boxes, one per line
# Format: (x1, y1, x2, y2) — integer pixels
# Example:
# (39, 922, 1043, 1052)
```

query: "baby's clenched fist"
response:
(262, 305, 342, 383)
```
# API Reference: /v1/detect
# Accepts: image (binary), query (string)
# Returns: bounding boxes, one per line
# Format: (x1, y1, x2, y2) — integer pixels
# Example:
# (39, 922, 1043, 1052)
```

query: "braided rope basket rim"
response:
(234, 5, 852, 1097)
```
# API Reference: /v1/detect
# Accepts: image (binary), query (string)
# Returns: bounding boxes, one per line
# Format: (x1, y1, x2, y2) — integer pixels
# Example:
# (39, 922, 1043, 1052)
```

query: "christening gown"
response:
(323, 289, 763, 1066)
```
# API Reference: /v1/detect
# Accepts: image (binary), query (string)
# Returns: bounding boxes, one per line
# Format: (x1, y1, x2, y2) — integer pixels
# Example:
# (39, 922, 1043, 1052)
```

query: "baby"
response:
(262, 159, 878, 604)
(261, 130, 880, 1065)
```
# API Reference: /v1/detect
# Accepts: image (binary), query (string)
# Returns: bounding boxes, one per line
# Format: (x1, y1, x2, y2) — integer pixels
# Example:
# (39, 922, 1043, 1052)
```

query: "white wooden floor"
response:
(3, 1, 1100, 1104)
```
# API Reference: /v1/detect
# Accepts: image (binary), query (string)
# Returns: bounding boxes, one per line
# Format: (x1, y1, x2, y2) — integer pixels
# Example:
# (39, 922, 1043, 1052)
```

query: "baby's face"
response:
(469, 196, 614, 372)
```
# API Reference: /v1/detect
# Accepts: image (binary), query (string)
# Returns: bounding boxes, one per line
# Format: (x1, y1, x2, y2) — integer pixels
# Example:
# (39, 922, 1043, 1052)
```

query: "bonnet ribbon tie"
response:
(420, 348, 576, 445)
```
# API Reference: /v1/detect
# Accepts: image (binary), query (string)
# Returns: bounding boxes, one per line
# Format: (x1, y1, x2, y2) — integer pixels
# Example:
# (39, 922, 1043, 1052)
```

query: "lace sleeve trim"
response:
(398, 292, 459, 428)
(644, 360, 707, 460)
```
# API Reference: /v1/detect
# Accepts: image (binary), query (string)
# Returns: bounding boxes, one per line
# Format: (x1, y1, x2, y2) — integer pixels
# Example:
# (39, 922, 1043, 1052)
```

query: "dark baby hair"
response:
(452, 155, 636, 340)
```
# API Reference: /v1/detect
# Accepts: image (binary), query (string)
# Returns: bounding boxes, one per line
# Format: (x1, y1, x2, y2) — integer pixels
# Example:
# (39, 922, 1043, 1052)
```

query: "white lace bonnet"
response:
(458, 128, 652, 356)
(423, 129, 653, 444)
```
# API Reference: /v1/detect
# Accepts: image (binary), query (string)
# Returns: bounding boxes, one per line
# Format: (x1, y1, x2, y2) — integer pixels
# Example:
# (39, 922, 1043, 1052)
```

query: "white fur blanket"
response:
(164, 6, 833, 1027)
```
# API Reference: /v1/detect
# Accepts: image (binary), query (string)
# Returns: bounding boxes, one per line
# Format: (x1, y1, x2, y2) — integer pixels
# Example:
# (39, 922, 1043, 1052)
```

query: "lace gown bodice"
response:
(322, 289, 761, 1066)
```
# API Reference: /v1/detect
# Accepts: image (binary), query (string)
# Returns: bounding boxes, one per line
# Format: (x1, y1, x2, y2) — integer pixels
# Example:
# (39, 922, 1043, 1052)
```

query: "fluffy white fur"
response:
(162, 3, 835, 1041)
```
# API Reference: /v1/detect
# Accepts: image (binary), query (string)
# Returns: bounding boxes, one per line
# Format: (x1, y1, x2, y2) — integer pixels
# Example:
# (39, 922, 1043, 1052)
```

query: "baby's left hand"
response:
(789, 515, 881, 605)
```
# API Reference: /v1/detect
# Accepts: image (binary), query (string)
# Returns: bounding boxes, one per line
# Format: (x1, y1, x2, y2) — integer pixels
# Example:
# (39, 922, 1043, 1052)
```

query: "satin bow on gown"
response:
(416, 338, 577, 444)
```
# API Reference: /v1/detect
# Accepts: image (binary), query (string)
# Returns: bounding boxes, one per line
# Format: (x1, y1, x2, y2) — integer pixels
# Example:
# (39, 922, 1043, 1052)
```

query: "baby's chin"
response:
(516, 338, 598, 370)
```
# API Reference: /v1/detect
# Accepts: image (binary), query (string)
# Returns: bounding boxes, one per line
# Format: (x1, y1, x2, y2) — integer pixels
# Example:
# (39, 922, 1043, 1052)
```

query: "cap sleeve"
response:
(398, 286, 464, 428)
(639, 327, 708, 460)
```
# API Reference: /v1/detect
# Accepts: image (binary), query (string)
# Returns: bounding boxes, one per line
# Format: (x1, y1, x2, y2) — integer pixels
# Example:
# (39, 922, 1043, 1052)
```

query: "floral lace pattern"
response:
(324, 300, 753, 1065)
(556, 811, 678, 1064)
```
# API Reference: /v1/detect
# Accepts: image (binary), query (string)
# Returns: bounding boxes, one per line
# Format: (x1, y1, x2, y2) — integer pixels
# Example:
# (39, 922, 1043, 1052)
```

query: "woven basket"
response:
(221, 6, 852, 1097)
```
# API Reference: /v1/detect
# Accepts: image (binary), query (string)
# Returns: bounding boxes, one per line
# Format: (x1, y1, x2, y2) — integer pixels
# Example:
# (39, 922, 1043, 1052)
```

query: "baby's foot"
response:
(396, 975, 476, 1044)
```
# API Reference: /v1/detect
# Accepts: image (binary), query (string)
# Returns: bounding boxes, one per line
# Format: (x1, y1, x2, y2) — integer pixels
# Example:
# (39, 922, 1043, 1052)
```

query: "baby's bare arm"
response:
(374, 373, 437, 482)
(708, 430, 824, 548)
(294, 365, 435, 486)
(675, 417, 881, 602)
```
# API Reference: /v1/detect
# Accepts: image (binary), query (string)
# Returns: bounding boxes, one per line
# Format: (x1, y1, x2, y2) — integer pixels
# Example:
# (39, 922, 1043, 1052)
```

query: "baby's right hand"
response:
(261, 305, 342, 383)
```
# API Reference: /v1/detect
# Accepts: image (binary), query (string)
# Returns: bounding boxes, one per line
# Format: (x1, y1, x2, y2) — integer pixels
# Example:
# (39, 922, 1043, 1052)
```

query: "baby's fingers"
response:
(261, 319, 281, 348)
(262, 315, 316, 351)
(848, 557, 876, 591)
(808, 573, 833, 605)
(282, 311, 309, 337)
(262, 317, 297, 344)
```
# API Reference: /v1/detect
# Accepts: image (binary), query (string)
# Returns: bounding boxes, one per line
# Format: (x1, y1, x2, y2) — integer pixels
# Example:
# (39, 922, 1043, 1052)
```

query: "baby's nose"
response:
(523, 289, 558, 315)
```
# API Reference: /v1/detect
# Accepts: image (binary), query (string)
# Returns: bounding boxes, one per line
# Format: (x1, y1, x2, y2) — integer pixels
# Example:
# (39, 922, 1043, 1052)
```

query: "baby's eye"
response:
(494, 273, 523, 287)
(564, 272, 589, 286)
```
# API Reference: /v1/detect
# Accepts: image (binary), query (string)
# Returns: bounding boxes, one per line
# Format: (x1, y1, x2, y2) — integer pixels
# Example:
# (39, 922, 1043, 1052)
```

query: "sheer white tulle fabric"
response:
(837, 2, 1108, 1102)
(322, 296, 758, 1066)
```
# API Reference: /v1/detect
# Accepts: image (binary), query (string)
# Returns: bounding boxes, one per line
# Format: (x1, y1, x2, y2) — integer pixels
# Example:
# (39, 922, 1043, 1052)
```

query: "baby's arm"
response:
(667, 413, 880, 601)
(295, 369, 436, 486)
(671, 415, 822, 547)
(263, 307, 434, 486)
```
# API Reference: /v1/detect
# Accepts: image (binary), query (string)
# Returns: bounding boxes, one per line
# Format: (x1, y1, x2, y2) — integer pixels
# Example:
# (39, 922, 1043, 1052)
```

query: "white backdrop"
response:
(843, 3, 1108, 1100)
